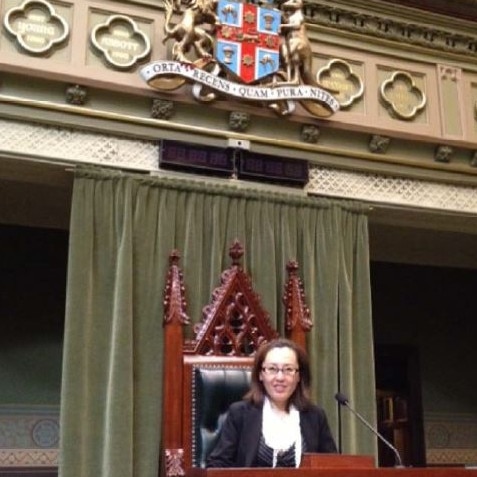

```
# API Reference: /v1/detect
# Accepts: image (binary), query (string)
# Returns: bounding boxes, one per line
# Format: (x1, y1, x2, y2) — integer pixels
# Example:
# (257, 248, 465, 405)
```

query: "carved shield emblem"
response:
(216, 0, 281, 84)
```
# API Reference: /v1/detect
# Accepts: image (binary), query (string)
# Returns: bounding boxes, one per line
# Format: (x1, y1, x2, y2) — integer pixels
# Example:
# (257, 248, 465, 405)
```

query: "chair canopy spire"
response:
(185, 239, 279, 356)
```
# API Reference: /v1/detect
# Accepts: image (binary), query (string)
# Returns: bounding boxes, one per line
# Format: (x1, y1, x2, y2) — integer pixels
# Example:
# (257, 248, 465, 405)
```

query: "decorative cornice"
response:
(304, 1, 477, 60)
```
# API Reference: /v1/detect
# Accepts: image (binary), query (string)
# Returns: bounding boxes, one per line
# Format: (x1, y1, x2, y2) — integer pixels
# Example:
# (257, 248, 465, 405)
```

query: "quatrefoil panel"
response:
(3, 0, 69, 55)
(380, 71, 427, 120)
(317, 59, 364, 109)
(91, 15, 151, 70)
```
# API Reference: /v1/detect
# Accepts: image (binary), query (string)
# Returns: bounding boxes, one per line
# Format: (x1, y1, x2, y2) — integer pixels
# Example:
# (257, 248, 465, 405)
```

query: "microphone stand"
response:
(336, 393, 405, 468)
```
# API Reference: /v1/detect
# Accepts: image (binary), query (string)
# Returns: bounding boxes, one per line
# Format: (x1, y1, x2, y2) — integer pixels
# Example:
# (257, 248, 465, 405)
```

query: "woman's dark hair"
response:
(244, 338, 312, 411)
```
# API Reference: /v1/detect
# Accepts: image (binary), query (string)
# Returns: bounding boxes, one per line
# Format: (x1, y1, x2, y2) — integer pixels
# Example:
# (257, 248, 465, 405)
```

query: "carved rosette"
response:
(165, 448, 185, 477)
(300, 124, 320, 144)
(65, 84, 88, 106)
(434, 145, 453, 163)
(229, 111, 251, 132)
(369, 135, 391, 154)
(151, 99, 175, 120)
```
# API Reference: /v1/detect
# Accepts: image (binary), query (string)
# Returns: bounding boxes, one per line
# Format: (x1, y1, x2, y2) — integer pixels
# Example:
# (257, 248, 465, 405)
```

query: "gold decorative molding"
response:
(3, 0, 69, 55)
(2, 93, 477, 180)
(90, 14, 151, 70)
(0, 449, 58, 467)
(380, 71, 426, 120)
(317, 59, 364, 109)
(427, 449, 477, 466)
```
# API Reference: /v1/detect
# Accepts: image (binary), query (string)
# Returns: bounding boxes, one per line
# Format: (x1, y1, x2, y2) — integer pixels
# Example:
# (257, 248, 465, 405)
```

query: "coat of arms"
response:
(140, 0, 339, 117)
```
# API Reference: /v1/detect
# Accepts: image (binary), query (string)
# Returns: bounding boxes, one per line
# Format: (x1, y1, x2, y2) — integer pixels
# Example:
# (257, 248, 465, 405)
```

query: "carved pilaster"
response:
(438, 65, 464, 138)
(162, 252, 190, 470)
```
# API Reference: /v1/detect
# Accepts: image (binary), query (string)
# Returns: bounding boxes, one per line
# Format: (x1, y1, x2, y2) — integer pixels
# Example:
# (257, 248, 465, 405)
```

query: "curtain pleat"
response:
(60, 168, 375, 477)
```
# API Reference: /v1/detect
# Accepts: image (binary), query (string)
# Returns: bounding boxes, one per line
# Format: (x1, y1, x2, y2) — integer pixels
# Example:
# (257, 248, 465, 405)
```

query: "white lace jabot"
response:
(262, 397, 302, 467)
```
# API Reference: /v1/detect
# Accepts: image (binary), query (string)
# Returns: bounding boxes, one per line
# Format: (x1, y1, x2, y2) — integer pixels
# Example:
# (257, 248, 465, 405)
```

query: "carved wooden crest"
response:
(184, 239, 279, 356)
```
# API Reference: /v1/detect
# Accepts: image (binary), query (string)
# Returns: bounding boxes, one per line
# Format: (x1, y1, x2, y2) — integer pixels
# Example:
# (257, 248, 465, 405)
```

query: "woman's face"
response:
(259, 346, 300, 410)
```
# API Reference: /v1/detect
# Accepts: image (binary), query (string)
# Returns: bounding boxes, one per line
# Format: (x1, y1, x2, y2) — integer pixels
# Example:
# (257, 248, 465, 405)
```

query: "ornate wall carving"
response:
(425, 413, 477, 466)
(0, 405, 59, 467)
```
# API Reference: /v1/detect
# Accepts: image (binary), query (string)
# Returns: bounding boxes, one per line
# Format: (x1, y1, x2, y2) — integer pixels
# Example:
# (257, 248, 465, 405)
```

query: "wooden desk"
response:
(190, 467, 477, 477)
(190, 454, 477, 477)
(301, 454, 375, 468)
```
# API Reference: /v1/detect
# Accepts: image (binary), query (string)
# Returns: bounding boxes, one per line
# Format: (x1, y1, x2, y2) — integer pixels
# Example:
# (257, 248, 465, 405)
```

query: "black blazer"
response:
(206, 400, 337, 467)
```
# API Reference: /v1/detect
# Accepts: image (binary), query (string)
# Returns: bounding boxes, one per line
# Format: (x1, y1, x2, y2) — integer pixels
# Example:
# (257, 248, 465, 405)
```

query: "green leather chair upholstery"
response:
(192, 366, 252, 467)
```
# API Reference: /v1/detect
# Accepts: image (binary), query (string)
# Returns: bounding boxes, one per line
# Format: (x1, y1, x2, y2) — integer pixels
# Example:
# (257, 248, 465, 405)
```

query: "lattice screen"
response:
(0, 119, 158, 170)
(308, 165, 477, 215)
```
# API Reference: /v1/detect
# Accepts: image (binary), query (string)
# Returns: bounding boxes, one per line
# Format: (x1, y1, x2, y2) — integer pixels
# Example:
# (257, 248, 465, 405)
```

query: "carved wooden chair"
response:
(161, 240, 312, 477)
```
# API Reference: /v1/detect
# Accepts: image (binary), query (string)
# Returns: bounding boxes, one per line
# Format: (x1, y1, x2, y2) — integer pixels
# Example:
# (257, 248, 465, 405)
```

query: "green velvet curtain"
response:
(59, 167, 376, 477)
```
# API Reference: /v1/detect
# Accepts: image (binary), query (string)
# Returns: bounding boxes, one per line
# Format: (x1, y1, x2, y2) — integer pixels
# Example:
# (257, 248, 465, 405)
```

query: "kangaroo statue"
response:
(279, 0, 315, 85)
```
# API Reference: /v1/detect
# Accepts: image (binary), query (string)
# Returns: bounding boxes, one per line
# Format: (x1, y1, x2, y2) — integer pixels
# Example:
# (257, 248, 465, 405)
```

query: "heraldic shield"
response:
(215, 0, 281, 84)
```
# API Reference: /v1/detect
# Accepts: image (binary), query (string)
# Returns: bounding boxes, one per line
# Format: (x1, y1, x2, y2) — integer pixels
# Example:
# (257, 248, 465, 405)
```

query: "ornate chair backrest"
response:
(161, 240, 312, 477)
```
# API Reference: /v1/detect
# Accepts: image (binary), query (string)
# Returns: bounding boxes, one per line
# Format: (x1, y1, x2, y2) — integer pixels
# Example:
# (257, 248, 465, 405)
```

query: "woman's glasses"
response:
(262, 365, 299, 376)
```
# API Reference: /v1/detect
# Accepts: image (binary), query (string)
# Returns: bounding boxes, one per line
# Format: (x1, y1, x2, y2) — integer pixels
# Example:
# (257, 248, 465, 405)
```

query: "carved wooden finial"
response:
(169, 249, 181, 265)
(284, 260, 312, 348)
(286, 260, 299, 275)
(229, 239, 244, 265)
(164, 250, 190, 326)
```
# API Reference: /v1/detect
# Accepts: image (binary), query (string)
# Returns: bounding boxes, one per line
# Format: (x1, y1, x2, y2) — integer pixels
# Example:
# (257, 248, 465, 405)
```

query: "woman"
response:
(206, 338, 337, 468)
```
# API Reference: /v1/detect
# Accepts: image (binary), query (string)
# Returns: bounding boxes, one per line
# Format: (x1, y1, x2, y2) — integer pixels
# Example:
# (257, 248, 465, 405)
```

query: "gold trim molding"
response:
(0, 449, 58, 467)
(2, 93, 477, 181)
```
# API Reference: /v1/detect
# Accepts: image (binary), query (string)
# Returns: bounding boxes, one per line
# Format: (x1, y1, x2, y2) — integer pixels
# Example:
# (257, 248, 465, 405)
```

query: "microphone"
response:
(335, 392, 405, 468)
